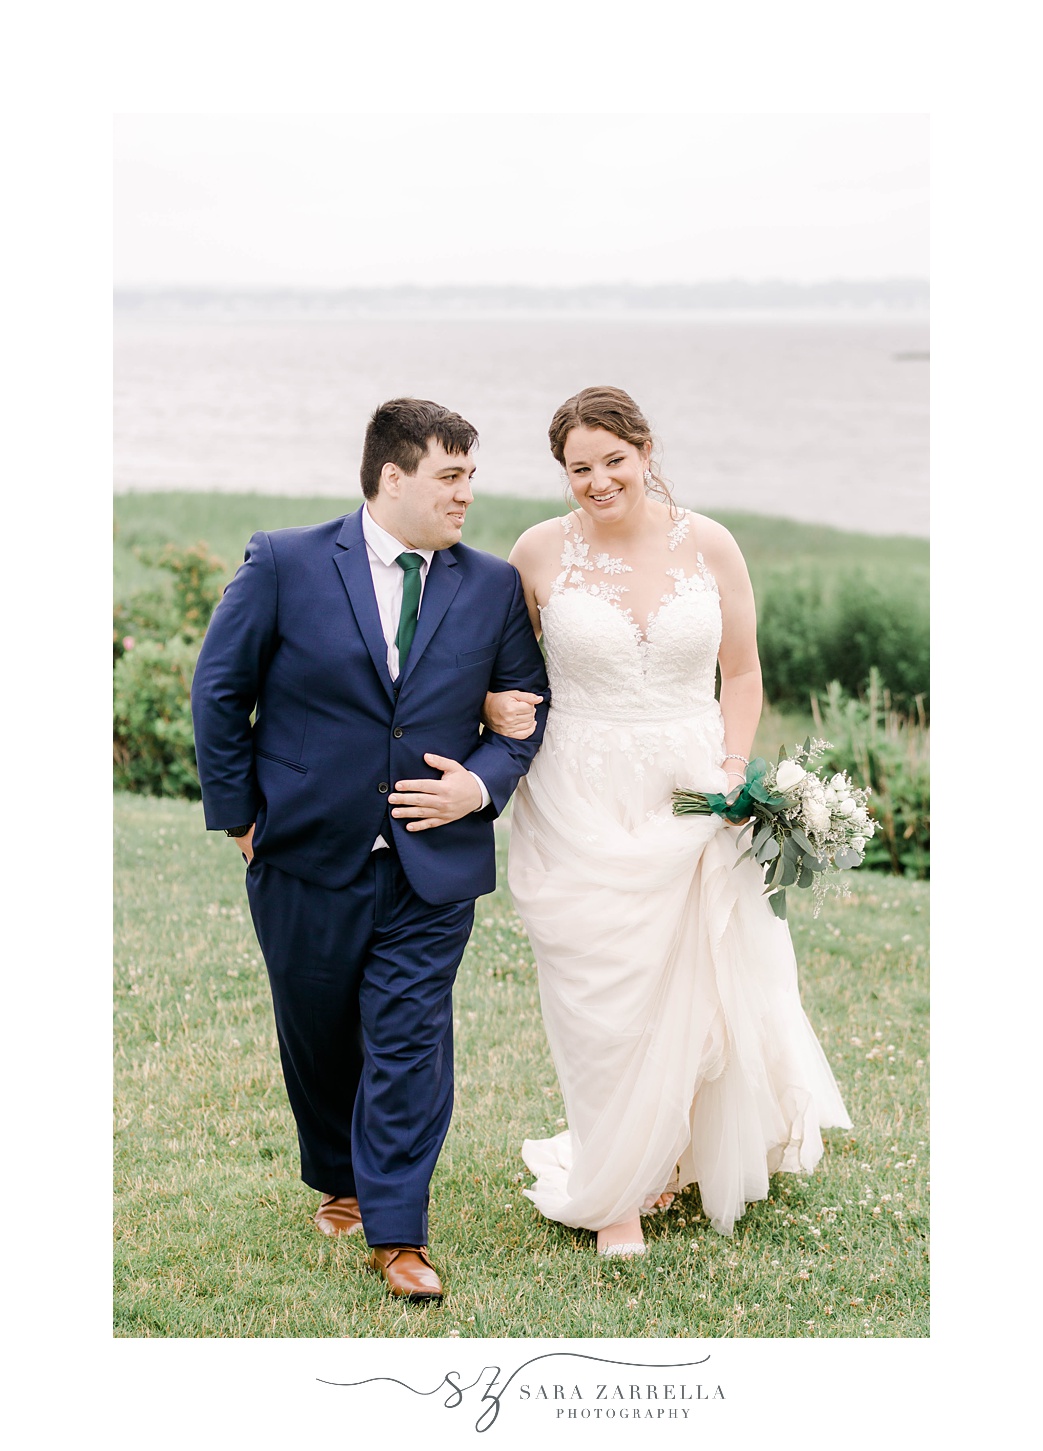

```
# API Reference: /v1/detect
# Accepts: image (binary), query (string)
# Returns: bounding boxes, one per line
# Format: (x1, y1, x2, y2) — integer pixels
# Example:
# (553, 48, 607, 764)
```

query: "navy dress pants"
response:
(245, 842, 475, 1248)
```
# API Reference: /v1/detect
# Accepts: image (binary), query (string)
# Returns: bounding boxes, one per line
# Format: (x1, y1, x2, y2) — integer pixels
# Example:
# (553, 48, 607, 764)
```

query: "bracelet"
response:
(722, 754, 749, 767)
(725, 770, 746, 779)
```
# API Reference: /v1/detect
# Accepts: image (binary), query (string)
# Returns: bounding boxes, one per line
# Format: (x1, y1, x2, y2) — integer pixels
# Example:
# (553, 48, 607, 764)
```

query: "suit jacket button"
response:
(378, 781, 389, 793)
(393, 727, 404, 738)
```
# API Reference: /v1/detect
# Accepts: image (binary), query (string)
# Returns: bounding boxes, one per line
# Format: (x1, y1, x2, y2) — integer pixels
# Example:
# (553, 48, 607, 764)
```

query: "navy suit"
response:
(191, 506, 548, 1244)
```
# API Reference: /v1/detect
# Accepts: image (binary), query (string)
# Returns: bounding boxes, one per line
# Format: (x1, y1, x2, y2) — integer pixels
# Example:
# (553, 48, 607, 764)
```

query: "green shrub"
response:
(754, 570, 829, 707)
(114, 541, 226, 663)
(113, 591, 170, 663)
(811, 670, 929, 878)
(820, 572, 930, 710)
(113, 636, 201, 799)
(157, 541, 226, 640)
(112, 542, 226, 792)
(757, 567, 929, 713)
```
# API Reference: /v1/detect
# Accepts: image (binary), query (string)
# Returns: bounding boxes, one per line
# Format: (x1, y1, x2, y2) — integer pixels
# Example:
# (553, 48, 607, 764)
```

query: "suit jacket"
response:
(190, 506, 549, 904)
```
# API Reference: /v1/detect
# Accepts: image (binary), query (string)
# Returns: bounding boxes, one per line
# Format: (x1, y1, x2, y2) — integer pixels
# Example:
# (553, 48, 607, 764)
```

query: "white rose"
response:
(852, 806, 869, 827)
(775, 760, 806, 792)
(837, 799, 858, 818)
(804, 801, 831, 834)
(824, 787, 838, 805)
(851, 836, 867, 852)
(830, 773, 848, 790)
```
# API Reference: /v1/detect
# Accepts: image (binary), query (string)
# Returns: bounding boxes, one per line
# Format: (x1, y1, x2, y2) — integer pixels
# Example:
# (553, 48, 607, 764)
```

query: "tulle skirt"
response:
(507, 705, 851, 1236)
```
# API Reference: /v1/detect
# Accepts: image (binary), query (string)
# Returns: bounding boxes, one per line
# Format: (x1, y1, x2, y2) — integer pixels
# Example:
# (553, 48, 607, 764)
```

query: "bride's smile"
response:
(563, 425, 652, 523)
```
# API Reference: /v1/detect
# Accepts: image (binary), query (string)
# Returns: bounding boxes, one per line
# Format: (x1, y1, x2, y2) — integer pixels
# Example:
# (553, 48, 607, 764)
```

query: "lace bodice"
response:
(539, 511, 722, 722)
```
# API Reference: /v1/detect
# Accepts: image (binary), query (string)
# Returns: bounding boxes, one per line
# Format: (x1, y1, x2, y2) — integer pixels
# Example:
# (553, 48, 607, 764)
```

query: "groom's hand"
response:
(228, 824, 256, 862)
(390, 754, 484, 831)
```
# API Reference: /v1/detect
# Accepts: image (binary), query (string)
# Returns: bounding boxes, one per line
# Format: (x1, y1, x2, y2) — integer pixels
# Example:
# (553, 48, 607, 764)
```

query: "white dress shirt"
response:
(361, 506, 489, 849)
(361, 504, 435, 683)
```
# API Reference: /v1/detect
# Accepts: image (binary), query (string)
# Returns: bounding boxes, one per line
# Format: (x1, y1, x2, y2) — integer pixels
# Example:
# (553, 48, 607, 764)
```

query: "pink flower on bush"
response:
(122, 636, 136, 651)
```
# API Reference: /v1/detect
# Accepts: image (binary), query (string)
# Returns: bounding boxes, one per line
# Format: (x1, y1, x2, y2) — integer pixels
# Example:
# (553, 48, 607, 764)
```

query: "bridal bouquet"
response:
(672, 739, 876, 919)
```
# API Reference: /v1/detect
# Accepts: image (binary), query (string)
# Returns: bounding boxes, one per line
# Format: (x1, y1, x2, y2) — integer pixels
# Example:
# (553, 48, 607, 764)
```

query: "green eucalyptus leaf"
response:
(768, 890, 788, 919)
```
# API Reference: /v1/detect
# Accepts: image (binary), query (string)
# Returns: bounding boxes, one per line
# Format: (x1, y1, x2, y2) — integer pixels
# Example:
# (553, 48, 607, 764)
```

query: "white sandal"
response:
(598, 1242, 646, 1258)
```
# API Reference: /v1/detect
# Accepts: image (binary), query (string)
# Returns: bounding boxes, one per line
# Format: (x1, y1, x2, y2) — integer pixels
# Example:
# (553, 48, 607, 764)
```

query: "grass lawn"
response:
(114, 791, 929, 1340)
(113, 490, 929, 602)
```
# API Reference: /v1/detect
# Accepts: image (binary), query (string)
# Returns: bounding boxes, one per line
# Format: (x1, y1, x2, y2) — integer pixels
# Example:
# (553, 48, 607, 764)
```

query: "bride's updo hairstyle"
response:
(548, 385, 680, 517)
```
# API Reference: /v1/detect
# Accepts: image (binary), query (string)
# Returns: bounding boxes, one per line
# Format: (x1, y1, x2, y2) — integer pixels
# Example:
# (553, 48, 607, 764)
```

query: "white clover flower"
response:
(776, 760, 806, 792)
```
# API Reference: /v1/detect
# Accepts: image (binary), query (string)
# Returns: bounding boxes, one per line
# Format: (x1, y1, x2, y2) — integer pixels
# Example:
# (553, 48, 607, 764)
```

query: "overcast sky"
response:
(114, 113, 928, 288)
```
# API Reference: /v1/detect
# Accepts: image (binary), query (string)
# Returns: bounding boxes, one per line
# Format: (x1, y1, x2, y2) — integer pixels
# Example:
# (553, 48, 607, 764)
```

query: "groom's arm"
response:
(190, 531, 279, 830)
(459, 566, 549, 817)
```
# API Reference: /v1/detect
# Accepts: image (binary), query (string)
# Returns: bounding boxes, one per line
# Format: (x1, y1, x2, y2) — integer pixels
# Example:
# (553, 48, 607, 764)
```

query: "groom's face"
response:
(379, 440, 476, 550)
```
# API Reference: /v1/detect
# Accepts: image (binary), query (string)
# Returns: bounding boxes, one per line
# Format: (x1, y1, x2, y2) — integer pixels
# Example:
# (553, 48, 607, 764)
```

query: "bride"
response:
(485, 385, 851, 1257)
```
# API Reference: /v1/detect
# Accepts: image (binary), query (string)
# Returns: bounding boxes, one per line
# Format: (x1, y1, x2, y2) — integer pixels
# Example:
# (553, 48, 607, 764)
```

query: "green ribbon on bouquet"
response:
(672, 758, 787, 824)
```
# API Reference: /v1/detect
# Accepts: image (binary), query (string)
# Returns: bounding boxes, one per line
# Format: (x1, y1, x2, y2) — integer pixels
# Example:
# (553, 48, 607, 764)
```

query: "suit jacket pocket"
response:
(255, 749, 308, 774)
(455, 644, 499, 669)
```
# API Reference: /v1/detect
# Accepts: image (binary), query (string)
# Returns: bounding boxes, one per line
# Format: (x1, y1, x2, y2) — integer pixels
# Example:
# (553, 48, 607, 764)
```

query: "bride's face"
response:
(562, 426, 652, 524)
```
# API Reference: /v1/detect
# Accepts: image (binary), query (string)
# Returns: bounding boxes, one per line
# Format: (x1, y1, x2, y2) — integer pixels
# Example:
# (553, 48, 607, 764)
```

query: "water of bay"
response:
(113, 313, 929, 537)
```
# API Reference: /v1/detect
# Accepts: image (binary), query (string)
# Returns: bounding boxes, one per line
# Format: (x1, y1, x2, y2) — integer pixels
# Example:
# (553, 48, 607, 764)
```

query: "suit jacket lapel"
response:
(400, 548, 461, 686)
(333, 509, 396, 703)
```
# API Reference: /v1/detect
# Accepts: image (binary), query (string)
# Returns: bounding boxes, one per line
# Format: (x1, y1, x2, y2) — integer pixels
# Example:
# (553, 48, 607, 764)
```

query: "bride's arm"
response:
(482, 526, 550, 739)
(708, 524, 763, 793)
(507, 528, 546, 638)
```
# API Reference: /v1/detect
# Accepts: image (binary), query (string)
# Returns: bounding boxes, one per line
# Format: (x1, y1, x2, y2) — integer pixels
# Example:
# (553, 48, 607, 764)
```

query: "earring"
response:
(644, 470, 654, 489)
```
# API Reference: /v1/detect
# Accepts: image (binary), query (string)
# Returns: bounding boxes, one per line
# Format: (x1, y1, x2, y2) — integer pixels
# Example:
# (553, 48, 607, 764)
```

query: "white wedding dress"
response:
(508, 511, 851, 1236)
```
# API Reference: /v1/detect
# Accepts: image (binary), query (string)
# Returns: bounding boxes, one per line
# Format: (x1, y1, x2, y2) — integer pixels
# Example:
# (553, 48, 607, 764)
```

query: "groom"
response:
(191, 398, 548, 1303)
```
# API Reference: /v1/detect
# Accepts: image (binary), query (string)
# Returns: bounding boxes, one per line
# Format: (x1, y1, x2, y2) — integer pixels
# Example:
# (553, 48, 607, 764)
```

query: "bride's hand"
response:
(725, 780, 751, 826)
(482, 689, 543, 739)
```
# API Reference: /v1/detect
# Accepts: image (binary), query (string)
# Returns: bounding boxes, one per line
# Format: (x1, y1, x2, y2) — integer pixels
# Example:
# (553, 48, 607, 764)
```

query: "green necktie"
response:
(395, 552, 424, 669)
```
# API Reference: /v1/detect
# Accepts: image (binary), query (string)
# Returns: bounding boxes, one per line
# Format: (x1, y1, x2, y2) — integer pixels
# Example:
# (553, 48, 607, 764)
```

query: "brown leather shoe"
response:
(370, 1246, 444, 1302)
(314, 1193, 364, 1237)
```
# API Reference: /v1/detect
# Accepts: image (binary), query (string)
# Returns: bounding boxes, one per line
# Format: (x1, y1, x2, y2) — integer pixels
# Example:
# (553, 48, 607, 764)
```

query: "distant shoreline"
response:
(114, 280, 930, 323)
(115, 309, 931, 327)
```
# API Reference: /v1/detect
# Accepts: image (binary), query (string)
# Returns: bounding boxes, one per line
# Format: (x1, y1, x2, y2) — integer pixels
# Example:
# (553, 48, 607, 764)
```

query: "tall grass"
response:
(813, 672, 930, 877)
(113, 491, 928, 615)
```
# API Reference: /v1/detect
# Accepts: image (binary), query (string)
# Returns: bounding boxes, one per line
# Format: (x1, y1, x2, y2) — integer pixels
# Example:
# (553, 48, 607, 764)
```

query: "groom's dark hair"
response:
(360, 398, 479, 498)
